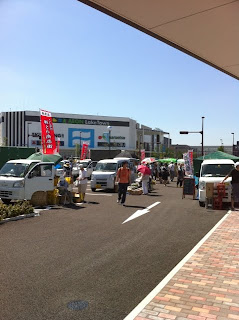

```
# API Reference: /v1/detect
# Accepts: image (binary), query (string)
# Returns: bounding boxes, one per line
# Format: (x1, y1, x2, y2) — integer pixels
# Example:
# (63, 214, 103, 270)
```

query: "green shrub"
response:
(0, 201, 34, 220)
(0, 204, 9, 220)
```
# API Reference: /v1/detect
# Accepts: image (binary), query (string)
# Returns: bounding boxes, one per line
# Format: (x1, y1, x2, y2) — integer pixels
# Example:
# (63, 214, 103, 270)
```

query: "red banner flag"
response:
(81, 143, 88, 160)
(188, 150, 194, 166)
(40, 109, 56, 154)
(141, 149, 145, 162)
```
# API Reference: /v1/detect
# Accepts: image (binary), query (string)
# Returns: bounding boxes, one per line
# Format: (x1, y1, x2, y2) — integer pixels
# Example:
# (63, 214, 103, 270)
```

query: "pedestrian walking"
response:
(158, 165, 163, 184)
(177, 164, 185, 187)
(142, 170, 150, 194)
(168, 162, 175, 182)
(161, 167, 169, 186)
(116, 161, 130, 205)
(76, 164, 88, 202)
(153, 163, 158, 181)
(221, 162, 239, 211)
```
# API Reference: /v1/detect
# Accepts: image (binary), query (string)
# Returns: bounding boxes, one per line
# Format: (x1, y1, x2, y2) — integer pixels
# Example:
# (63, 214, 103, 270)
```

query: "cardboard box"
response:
(206, 183, 214, 198)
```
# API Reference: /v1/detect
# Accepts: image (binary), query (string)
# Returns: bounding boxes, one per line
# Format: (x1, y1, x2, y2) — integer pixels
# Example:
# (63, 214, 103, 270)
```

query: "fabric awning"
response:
(77, 0, 239, 80)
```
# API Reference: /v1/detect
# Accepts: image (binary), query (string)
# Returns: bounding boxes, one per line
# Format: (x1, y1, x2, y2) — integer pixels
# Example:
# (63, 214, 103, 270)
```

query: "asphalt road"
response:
(0, 181, 226, 320)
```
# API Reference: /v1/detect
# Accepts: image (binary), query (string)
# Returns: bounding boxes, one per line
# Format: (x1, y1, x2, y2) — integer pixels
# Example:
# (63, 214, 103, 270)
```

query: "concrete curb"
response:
(0, 206, 53, 225)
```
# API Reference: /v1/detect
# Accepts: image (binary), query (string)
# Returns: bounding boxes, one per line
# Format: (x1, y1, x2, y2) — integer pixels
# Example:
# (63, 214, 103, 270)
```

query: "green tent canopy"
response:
(27, 152, 63, 165)
(158, 158, 177, 163)
(193, 151, 239, 175)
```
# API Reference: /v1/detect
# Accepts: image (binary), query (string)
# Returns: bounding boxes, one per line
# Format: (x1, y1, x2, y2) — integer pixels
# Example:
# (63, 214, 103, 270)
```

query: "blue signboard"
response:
(68, 128, 95, 148)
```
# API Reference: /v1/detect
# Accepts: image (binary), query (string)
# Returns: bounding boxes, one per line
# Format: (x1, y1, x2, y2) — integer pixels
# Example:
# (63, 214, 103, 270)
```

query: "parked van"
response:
(91, 158, 137, 192)
(72, 159, 97, 179)
(0, 159, 55, 204)
(198, 159, 234, 207)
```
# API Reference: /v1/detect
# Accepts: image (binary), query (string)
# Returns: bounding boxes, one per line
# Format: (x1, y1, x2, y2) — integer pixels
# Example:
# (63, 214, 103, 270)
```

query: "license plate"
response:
(96, 184, 101, 188)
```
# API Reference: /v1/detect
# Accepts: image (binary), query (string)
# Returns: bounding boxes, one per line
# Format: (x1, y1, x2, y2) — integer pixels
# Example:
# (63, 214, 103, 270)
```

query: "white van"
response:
(198, 159, 234, 207)
(0, 159, 55, 204)
(72, 159, 97, 180)
(91, 158, 137, 192)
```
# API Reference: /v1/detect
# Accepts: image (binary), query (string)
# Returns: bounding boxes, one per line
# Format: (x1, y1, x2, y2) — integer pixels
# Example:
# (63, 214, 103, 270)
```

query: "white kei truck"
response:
(198, 159, 234, 207)
(0, 159, 55, 204)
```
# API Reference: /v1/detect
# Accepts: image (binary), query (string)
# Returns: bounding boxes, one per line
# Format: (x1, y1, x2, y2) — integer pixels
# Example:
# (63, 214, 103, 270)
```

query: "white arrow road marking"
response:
(122, 201, 160, 224)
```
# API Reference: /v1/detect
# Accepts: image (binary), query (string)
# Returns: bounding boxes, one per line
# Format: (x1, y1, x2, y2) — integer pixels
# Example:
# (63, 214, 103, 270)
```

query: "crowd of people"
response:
(56, 158, 186, 207)
(57, 160, 88, 204)
(139, 161, 185, 190)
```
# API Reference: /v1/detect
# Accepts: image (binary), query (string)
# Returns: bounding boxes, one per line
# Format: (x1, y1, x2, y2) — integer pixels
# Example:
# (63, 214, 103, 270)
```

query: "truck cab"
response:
(0, 159, 55, 204)
(198, 159, 234, 207)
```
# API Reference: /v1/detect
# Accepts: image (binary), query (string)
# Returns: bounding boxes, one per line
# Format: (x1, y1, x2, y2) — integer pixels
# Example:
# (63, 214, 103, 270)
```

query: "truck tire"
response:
(1, 198, 11, 205)
(199, 201, 205, 207)
(91, 188, 96, 192)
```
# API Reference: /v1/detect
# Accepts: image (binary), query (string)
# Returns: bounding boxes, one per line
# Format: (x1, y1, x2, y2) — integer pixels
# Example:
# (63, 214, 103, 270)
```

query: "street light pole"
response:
(180, 117, 205, 157)
(107, 126, 112, 158)
(231, 132, 234, 155)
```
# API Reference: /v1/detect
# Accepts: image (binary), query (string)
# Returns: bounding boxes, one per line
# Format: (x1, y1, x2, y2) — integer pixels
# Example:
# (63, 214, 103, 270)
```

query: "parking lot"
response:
(0, 181, 226, 320)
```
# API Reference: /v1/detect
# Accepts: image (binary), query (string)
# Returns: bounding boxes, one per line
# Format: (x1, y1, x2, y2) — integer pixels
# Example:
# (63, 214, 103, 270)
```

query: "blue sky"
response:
(0, 0, 238, 146)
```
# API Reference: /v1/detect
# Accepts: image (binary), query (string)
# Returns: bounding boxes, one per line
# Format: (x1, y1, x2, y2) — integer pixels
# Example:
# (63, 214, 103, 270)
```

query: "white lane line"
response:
(123, 211, 231, 320)
(85, 193, 112, 197)
(122, 201, 160, 224)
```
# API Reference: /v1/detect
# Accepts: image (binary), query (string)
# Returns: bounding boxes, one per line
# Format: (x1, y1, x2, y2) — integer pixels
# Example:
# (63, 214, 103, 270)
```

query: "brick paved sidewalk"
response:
(129, 211, 239, 320)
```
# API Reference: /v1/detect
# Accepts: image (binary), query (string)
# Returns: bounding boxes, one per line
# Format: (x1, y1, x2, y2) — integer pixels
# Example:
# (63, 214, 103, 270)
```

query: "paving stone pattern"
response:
(134, 212, 239, 320)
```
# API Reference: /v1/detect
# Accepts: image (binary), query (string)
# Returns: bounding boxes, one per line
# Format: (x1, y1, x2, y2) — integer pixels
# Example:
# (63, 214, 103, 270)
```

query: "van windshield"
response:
(95, 163, 117, 172)
(201, 164, 234, 177)
(0, 163, 30, 177)
(79, 162, 88, 168)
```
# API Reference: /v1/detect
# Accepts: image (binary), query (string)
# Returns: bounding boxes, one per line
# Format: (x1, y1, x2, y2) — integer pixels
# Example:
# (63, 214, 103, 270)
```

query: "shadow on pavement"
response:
(123, 205, 146, 209)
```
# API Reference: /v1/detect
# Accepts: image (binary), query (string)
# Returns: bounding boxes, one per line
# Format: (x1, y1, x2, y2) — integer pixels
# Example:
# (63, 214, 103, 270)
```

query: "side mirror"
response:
(28, 172, 33, 179)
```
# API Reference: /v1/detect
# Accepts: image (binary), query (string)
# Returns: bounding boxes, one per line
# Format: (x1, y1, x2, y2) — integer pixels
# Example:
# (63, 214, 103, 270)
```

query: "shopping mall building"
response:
(0, 111, 170, 159)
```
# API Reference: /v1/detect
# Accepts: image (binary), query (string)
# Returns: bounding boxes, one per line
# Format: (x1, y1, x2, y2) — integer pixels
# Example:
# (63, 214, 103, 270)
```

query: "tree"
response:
(75, 143, 80, 157)
(218, 146, 224, 152)
(1, 137, 8, 146)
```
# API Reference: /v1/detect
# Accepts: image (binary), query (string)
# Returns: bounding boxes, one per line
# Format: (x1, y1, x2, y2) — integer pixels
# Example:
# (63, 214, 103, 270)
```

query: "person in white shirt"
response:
(77, 164, 88, 202)
(168, 162, 175, 182)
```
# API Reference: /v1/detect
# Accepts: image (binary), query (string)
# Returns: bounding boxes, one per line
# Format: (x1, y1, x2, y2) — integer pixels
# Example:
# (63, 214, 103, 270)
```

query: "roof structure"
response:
(196, 150, 239, 160)
(77, 0, 239, 80)
(193, 150, 239, 173)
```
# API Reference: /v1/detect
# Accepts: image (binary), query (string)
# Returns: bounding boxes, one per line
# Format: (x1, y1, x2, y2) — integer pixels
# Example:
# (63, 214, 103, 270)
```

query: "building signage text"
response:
(52, 117, 129, 127)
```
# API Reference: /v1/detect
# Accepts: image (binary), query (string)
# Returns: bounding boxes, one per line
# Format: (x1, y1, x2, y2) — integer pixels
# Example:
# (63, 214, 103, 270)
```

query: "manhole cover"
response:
(67, 300, 89, 311)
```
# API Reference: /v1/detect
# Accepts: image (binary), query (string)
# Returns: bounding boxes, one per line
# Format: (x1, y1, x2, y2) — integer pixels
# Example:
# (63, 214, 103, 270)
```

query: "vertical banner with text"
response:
(183, 151, 193, 176)
(141, 149, 145, 162)
(81, 143, 89, 160)
(40, 109, 56, 154)
(188, 150, 194, 174)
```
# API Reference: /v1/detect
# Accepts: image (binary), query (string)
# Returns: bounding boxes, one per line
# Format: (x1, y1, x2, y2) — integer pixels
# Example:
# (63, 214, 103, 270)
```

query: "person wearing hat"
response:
(63, 161, 72, 178)
(76, 164, 88, 202)
(57, 176, 73, 205)
(221, 162, 239, 211)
